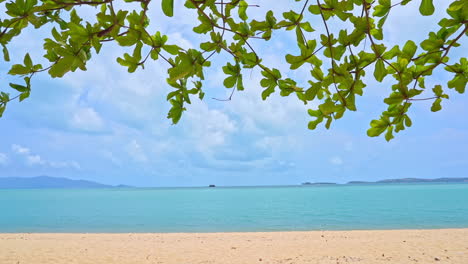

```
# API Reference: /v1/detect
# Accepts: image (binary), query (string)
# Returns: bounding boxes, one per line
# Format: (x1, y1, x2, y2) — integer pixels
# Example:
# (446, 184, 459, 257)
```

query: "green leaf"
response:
(200, 42, 216, 51)
(167, 91, 179, 100)
(367, 126, 386, 137)
(432, 85, 443, 96)
(384, 93, 404, 105)
(370, 119, 388, 128)
(19, 91, 30, 102)
(8, 64, 30, 75)
(223, 76, 237, 88)
(385, 126, 394, 141)
(2, 45, 9, 61)
(161, 0, 174, 17)
(373, 5, 389, 17)
(311, 67, 323, 81)
(295, 27, 305, 45)
(116, 31, 139, 46)
(308, 5, 320, 14)
(402, 40, 417, 58)
(374, 59, 387, 82)
(305, 83, 319, 100)
(438, 18, 458, 27)
(308, 117, 323, 130)
(431, 98, 442, 112)
(239, 1, 248, 20)
(419, 0, 435, 16)
(382, 45, 400, 60)
(163, 45, 180, 55)
(308, 109, 320, 117)
(9, 83, 28, 92)
(48, 56, 75, 78)
(237, 77, 244, 91)
(23, 53, 33, 68)
(262, 86, 275, 100)
(448, 74, 466, 93)
(319, 100, 336, 115)
(300, 22, 314, 32)
(421, 38, 443, 51)
(168, 63, 192, 82)
(325, 117, 332, 129)
(346, 93, 356, 111)
(0, 104, 5, 118)
(404, 115, 412, 127)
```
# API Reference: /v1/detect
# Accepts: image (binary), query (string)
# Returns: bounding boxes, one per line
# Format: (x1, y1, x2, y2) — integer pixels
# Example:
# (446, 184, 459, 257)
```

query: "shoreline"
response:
(1, 227, 468, 234)
(1, 229, 467, 263)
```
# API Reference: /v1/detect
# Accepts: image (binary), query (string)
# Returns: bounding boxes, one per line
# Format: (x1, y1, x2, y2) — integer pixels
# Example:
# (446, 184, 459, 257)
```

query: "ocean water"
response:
(0, 183, 467, 233)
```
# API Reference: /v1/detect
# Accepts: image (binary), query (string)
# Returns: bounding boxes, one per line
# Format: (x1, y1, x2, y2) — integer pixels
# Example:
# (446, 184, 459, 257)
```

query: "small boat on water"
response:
(208, 184, 216, 187)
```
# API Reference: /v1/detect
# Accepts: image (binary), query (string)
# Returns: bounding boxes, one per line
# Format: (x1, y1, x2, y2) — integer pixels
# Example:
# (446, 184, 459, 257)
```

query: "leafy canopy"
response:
(0, 0, 467, 141)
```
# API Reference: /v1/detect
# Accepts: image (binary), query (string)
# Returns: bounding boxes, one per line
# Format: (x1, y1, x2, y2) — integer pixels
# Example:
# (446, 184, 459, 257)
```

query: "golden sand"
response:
(1, 229, 467, 263)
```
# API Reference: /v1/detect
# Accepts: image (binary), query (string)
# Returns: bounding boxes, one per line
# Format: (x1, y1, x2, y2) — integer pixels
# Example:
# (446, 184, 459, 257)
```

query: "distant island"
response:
(2, 176, 467, 189)
(302, 182, 337, 185)
(300, 177, 468, 186)
(347, 177, 468, 184)
(0, 176, 132, 189)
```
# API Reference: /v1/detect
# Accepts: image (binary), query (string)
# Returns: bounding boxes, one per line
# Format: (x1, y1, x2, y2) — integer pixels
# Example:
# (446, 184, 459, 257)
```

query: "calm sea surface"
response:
(0, 183, 467, 232)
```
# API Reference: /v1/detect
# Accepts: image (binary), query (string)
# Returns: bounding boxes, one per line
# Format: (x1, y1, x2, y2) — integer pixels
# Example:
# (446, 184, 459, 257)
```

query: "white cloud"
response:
(0, 153, 8, 165)
(12, 144, 30, 154)
(186, 101, 237, 153)
(70, 107, 105, 132)
(61, 47, 170, 126)
(26, 154, 45, 166)
(330, 156, 343, 166)
(11, 144, 80, 169)
(167, 32, 194, 50)
(126, 140, 148, 162)
(220, 69, 311, 134)
(255, 136, 298, 154)
(385, 1, 451, 45)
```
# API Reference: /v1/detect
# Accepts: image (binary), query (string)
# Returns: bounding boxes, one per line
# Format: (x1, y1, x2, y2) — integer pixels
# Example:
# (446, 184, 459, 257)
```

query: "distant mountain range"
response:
(0, 176, 131, 189)
(347, 177, 468, 184)
(301, 182, 337, 185)
(301, 177, 468, 186)
(1, 176, 467, 189)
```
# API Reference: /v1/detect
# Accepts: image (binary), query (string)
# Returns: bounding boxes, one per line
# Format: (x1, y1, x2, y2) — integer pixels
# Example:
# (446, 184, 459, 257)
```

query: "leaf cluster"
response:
(0, 0, 467, 140)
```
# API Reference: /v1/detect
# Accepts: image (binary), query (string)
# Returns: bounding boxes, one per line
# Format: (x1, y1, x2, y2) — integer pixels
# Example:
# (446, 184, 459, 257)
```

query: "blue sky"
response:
(0, 1, 467, 187)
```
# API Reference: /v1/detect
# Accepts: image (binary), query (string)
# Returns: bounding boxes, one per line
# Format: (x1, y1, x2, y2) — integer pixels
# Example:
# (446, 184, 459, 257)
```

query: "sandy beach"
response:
(0, 229, 467, 264)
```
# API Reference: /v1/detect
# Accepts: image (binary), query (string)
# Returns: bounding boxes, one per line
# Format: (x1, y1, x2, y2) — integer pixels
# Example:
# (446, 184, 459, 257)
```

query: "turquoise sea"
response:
(0, 183, 467, 233)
